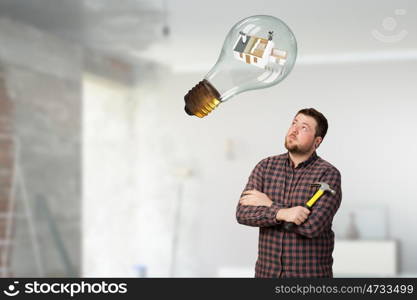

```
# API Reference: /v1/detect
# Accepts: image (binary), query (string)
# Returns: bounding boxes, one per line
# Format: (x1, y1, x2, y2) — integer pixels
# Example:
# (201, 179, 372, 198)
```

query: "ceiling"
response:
(0, 0, 165, 63)
(0, 0, 415, 71)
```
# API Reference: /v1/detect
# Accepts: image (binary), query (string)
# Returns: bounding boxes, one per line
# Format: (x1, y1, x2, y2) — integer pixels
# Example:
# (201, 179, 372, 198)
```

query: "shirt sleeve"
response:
(292, 167, 342, 238)
(236, 159, 284, 227)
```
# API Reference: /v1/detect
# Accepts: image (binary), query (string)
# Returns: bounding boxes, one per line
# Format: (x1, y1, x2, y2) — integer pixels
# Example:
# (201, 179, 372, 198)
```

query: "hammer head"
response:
(311, 182, 336, 195)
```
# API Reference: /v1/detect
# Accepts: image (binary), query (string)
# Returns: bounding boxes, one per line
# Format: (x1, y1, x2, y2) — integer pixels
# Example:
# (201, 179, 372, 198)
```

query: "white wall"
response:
(133, 60, 417, 276)
(82, 73, 140, 276)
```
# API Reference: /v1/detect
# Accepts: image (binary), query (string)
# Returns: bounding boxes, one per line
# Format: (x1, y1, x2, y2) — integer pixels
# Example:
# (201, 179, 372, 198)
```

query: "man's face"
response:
(284, 113, 321, 155)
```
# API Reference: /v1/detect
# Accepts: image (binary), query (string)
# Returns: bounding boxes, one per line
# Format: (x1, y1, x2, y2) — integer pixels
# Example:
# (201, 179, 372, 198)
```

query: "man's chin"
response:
(285, 144, 310, 155)
(285, 141, 297, 152)
(284, 144, 298, 153)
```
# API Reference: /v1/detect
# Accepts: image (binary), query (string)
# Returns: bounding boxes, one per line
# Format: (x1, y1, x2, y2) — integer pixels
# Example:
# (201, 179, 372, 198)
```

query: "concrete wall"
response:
(0, 17, 82, 276)
(0, 68, 14, 276)
(0, 16, 139, 277)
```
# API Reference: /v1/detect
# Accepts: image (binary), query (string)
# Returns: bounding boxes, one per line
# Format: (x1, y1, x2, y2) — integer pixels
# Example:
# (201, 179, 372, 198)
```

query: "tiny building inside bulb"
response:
(184, 15, 297, 118)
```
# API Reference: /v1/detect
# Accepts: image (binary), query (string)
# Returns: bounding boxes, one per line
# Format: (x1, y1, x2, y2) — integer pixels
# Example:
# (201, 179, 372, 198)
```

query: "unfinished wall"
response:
(0, 69, 14, 276)
(0, 17, 82, 276)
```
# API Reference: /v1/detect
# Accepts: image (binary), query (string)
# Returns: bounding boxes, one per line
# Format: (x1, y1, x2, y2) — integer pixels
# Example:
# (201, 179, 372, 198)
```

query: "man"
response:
(236, 108, 342, 278)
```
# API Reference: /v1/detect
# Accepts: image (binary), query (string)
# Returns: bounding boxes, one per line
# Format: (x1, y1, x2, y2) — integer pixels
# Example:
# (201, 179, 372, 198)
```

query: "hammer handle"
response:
(283, 221, 295, 232)
(305, 189, 324, 208)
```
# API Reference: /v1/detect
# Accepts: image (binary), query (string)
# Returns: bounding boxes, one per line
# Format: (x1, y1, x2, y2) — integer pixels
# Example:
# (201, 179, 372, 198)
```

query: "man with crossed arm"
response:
(236, 108, 342, 278)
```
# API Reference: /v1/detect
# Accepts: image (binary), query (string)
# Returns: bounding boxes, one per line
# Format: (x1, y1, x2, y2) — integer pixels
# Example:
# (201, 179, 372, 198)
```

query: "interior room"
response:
(0, 0, 416, 278)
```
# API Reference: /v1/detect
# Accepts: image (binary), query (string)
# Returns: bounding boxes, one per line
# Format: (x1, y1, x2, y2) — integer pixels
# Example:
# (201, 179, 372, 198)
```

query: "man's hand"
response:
(276, 206, 310, 225)
(239, 189, 273, 207)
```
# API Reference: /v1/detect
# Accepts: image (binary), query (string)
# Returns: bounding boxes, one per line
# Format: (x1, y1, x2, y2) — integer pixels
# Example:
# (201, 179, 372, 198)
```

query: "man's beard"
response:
(284, 137, 314, 155)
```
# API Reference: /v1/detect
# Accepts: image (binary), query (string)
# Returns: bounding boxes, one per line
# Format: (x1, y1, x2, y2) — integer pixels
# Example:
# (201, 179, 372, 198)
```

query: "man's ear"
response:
(315, 136, 323, 149)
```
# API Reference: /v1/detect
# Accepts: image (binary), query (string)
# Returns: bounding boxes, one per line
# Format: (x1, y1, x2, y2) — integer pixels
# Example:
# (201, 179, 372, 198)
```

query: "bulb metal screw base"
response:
(184, 79, 221, 118)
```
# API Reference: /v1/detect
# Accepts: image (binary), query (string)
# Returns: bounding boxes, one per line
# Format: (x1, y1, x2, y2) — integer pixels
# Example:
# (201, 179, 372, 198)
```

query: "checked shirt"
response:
(236, 152, 342, 278)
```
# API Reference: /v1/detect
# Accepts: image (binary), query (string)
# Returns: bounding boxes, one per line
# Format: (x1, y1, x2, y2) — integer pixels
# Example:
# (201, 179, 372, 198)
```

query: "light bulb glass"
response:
(184, 15, 297, 118)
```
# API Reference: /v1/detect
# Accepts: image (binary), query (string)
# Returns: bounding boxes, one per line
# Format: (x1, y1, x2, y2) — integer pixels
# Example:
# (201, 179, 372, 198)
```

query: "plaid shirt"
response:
(236, 152, 342, 278)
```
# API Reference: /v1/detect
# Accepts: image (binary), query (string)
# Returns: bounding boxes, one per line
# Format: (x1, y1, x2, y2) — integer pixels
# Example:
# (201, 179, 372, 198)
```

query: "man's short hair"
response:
(296, 108, 328, 139)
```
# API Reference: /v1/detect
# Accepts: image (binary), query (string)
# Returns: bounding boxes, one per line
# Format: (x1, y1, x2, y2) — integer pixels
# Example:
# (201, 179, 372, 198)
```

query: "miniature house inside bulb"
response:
(184, 15, 297, 118)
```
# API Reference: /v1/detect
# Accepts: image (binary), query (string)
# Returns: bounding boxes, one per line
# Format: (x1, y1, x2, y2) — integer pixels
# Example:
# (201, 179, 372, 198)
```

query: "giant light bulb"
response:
(184, 15, 297, 118)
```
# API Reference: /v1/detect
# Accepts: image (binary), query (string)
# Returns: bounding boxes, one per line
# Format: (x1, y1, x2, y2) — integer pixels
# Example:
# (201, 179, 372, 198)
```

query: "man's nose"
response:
(291, 126, 298, 135)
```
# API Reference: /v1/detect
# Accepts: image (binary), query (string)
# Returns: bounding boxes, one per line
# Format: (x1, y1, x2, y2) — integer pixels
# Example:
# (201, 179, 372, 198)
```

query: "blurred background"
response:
(0, 0, 416, 277)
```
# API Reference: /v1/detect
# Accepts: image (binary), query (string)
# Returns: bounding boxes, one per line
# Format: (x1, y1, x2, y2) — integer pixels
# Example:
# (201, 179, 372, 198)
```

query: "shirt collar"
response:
(285, 151, 318, 169)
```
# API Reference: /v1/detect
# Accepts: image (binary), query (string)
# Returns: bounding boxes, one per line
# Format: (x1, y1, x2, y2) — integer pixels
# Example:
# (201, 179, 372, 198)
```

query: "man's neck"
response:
(288, 150, 315, 168)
